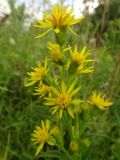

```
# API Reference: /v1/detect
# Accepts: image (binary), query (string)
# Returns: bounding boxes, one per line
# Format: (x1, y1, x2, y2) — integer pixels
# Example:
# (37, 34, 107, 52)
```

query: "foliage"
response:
(104, 18, 120, 54)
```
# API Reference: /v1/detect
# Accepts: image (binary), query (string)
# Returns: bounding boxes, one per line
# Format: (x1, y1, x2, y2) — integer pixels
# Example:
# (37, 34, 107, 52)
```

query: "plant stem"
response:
(61, 146, 71, 160)
(4, 130, 11, 160)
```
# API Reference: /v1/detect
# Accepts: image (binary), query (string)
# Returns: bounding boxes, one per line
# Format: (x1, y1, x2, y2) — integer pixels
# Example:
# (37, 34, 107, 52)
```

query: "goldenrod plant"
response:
(25, 5, 113, 159)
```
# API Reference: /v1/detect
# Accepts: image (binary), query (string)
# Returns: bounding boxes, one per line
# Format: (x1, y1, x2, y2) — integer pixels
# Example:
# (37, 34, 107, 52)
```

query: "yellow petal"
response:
(61, 81, 66, 93)
(67, 108, 74, 118)
(59, 109, 63, 119)
(68, 78, 78, 94)
(35, 143, 44, 157)
(41, 120, 45, 129)
(51, 106, 59, 114)
(69, 16, 85, 25)
(70, 86, 80, 97)
(24, 81, 35, 87)
(81, 46, 86, 55)
(45, 119, 50, 131)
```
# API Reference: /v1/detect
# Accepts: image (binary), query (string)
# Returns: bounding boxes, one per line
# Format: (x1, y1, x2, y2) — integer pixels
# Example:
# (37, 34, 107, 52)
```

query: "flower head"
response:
(31, 119, 58, 156)
(90, 91, 113, 110)
(70, 140, 78, 152)
(34, 5, 84, 38)
(68, 45, 94, 75)
(69, 45, 94, 65)
(25, 60, 48, 87)
(48, 42, 64, 63)
(34, 82, 51, 97)
(44, 80, 82, 119)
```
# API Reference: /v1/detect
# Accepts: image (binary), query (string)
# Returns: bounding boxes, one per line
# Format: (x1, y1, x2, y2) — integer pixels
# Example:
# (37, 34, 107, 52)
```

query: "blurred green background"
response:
(0, 0, 120, 159)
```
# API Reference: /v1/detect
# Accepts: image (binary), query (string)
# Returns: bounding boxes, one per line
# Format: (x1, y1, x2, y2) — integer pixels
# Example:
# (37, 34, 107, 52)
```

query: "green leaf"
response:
(39, 150, 67, 159)
(68, 62, 79, 75)
(35, 28, 52, 38)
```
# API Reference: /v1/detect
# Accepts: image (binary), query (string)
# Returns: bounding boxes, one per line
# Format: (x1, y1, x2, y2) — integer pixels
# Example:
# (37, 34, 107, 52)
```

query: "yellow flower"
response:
(34, 82, 51, 97)
(90, 91, 113, 110)
(48, 42, 64, 63)
(34, 5, 84, 38)
(70, 140, 78, 152)
(25, 60, 48, 87)
(31, 119, 58, 157)
(69, 45, 94, 65)
(44, 80, 82, 119)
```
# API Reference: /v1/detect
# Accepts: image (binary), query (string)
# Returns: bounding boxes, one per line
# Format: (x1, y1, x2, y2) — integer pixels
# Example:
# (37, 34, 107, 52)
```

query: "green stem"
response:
(4, 131, 11, 160)
(61, 145, 71, 160)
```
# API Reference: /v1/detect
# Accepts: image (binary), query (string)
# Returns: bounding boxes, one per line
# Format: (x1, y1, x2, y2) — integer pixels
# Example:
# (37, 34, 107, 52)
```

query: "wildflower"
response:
(34, 82, 51, 97)
(44, 80, 82, 119)
(34, 5, 84, 38)
(68, 45, 94, 75)
(90, 91, 113, 110)
(69, 45, 94, 66)
(25, 59, 48, 87)
(48, 42, 64, 63)
(31, 119, 58, 156)
(70, 140, 78, 152)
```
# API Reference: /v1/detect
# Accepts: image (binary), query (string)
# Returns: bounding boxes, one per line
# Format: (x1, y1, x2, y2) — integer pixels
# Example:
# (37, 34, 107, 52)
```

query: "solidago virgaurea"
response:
(69, 45, 94, 65)
(34, 82, 51, 97)
(34, 5, 84, 38)
(44, 80, 82, 119)
(25, 60, 48, 87)
(25, 4, 113, 159)
(31, 119, 58, 156)
(47, 41, 64, 63)
(90, 91, 113, 110)
(68, 45, 94, 74)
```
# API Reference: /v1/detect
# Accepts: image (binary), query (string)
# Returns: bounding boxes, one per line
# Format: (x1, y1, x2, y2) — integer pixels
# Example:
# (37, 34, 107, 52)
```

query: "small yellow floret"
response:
(70, 140, 78, 152)
(69, 45, 94, 65)
(34, 82, 51, 97)
(31, 119, 58, 157)
(90, 91, 113, 110)
(48, 42, 64, 62)
(44, 80, 82, 119)
(25, 60, 48, 87)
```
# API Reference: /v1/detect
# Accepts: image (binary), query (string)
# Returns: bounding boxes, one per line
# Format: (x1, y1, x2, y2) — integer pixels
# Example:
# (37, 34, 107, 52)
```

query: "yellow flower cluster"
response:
(25, 5, 113, 157)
